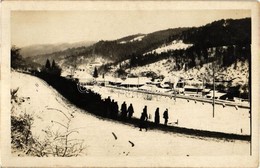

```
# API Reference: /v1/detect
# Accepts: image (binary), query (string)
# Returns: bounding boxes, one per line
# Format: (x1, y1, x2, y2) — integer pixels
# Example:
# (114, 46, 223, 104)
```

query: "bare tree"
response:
(29, 108, 86, 157)
(11, 89, 85, 157)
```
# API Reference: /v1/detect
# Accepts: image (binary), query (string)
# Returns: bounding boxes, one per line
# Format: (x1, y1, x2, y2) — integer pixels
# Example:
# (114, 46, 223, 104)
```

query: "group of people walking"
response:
(104, 96, 169, 131)
(120, 101, 134, 120)
(104, 96, 119, 119)
(139, 106, 169, 131)
(154, 107, 169, 125)
(103, 97, 135, 120)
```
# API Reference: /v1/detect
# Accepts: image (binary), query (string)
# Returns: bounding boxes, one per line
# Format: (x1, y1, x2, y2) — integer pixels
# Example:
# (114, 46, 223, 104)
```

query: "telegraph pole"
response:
(212, 57, 216, 118)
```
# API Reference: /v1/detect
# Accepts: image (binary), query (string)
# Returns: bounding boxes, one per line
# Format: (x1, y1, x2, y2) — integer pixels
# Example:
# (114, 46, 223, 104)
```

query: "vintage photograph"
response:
(9, 9, 252, 158)
(1, 1, 258, 166)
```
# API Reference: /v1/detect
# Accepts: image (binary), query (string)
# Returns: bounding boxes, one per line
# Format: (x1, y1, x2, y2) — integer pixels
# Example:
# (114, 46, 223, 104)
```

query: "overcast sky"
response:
(11, 10, 250, 47)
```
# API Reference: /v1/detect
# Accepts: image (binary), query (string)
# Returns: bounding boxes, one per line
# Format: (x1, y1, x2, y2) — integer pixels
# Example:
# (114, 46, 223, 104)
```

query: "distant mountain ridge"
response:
(20, 41, 95, 58)
(24, 17, 250, 80)
(17, 17, 251, 98)
(26, 27, 190, 66)
(25, 18, 250, 69)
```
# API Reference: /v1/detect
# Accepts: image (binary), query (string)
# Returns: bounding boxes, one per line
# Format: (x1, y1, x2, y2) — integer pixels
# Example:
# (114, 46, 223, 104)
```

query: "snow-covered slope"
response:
(119, 35, 146, 44)
(126, 59, 249, 88)
(128, 58, 174, 77)
(61, 56, 110, 78)
(144, 40, 193, 55)
(11, 72, 249, 156)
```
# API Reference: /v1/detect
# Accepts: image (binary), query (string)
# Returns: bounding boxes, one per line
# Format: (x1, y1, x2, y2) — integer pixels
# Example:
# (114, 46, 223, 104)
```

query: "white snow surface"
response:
(119, 35, 146, 44)
(90, 86, 250, 135)
(11, 72, 250, 156)
(129, 35, 146, 42)
(128, 59, 249, 87)
(144, 40, 193, 55)
(129, 59, 174, 77)
(61, 56, 110, 78)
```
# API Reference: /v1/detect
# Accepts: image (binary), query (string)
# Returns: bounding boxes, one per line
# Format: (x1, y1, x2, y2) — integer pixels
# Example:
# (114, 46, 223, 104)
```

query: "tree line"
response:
(42, 59, 62, 76)
(127, 44, 251, 71)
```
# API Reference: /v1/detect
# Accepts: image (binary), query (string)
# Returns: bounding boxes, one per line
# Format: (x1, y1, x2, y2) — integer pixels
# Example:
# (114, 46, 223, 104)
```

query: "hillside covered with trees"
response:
(16, 17, 251, 98)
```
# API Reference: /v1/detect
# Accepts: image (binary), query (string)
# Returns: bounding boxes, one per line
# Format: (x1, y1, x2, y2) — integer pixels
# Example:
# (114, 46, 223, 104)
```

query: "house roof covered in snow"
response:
(206, 91, 227, 98)
(79, 77, 94, 83)
(105, 76, 123, 83)
(184, 85, 198, 89)
(139, 84, 159, 91)
(73, 70, 93, 78)
(185, 80, 203, 86)
(162, 76, 179, 84)
(121, 77, 151, 85)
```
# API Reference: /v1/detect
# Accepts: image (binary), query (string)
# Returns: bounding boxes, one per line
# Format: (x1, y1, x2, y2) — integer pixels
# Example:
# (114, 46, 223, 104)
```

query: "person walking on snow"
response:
(139, 106, 148, 131)
(114, 102, 119, 118)
(163, 108, 169, 125)
(127, 103, 134, 119)
(120, 101, 127, 119)
(154, 107, 160, 125)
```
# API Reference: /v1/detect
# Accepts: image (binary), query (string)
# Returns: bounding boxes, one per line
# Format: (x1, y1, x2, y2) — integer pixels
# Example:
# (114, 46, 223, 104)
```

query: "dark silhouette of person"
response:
(127, 103, 134, 119)
(109, 99, 115, 118)
(143, 106, 148, 117)
(104, 96, 111, 117)
(163, 109, 169, 125)
(154, 107, 160, 125)
(113, 101, 119, 119)
(120, 101, 127, 119)
(139, 106, 148, 131)
(111, 101, 118, 119)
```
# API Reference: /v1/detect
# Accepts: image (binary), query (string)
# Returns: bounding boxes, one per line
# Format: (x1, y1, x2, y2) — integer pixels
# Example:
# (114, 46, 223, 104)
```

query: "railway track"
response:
(101, 85, 250, 109)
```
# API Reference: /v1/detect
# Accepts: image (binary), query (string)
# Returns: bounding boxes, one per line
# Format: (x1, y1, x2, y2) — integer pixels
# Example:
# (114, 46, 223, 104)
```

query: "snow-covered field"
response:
(90, 86, 250, 135)
(11, 72, 250, 156)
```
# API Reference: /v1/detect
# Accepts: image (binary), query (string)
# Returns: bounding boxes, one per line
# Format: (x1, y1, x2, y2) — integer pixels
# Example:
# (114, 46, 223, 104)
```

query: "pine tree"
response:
(45, 59, 51, 69)
(93, 67, 98, 78)
(51, 60, 56, 69)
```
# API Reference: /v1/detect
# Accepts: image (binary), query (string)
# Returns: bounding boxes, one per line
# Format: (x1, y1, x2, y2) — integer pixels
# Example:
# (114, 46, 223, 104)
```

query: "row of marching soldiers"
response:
(139, 106, 169, 131)
(104, 97, 134, 120)
(104, 97, 169, 131)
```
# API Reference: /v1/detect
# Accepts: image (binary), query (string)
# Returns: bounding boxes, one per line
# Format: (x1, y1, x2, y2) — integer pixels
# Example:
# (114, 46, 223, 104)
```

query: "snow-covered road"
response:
(11, 72, 250, 156)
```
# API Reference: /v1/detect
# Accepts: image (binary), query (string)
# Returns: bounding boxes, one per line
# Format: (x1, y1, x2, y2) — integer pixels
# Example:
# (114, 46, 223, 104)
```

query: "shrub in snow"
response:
(28, 109, 86, 157)
(11, 89, 85, 157)
(11, 113, 34, 150)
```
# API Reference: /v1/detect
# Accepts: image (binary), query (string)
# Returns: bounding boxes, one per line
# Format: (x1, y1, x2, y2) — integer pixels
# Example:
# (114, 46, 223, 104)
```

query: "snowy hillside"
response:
(11, 71, 250, 156)
(121, 58, 249, 89)
(119, 35, 146, 44)
(61, 56, 111, 78)
(23, 18, 250, 88)
(144, 40, 193, 55)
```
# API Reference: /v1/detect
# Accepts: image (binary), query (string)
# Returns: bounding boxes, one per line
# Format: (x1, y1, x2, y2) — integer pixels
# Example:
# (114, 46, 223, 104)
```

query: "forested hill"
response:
(123, 18, 251, 71)
(180, 18, 251, 47)
(13, 17, 251, 98)
(26, 27, 189, 65)
(94, 27, 190, 61)
(92, 18, 250, 62)
(25, 18, 250, 69)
